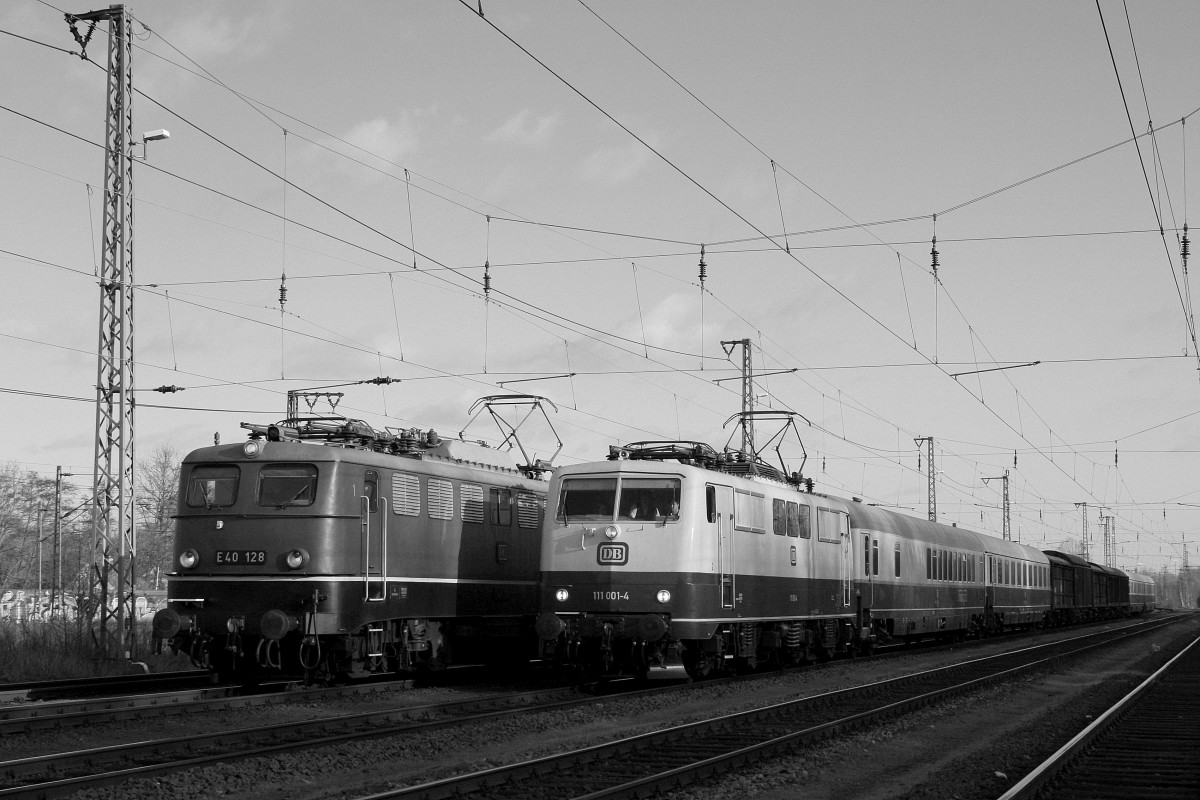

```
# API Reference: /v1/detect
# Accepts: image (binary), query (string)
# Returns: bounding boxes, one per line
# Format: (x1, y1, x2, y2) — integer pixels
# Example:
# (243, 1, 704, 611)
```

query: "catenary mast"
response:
(67, 4, 138, 660)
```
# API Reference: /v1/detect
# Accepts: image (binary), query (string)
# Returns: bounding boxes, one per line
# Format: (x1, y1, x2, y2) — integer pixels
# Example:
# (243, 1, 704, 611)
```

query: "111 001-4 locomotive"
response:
(153, 397, 556, 683)
(535, 439, 1156, 680)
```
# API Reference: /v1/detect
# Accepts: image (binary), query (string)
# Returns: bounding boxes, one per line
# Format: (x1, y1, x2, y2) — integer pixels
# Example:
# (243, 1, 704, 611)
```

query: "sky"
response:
(2, 1, 1198, 576)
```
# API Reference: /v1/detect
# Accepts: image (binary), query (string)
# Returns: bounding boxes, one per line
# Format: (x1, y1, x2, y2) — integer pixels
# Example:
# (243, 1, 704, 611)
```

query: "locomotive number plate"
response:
(215, 550, 267, 565)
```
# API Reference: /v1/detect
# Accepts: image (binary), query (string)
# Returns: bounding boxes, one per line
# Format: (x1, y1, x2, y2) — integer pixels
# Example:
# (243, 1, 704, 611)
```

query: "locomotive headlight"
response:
(242, 439, 263, 458)
(656, 589, 671, 604)
(285, 548, 309, 570)
(604, 525, 619, 540)
(555, 588, 569, 602)
(179, 549, 200, 569)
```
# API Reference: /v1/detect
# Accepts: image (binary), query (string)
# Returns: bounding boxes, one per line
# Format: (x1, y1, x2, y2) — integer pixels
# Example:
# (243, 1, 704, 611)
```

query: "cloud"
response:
(486, 110, 560, 146)
(342, 117, 420, 166)
(157, 9, 278, 62)
(581, 142, 650, 185)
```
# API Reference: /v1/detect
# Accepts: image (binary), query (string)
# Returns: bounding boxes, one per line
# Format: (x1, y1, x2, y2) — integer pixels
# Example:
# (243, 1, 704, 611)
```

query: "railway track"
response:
(0, 681, 597, 799)
(344, 616, 1183, 800)
(0, 616, 1177, 800)
(998, 631, 1200, 800)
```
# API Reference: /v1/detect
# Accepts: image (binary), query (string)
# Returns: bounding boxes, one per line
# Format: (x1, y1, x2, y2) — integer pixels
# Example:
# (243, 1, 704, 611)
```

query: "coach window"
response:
(863, 534, 870, 576)
(926, 548, 933, 580)
(872, 538, 880, 576)
(491, 487, 513, 527)
(185, 465, 239, 509)
(557, 478, 616, 521)
(894, 543, 901, 578)
(257, 464, 317, 508)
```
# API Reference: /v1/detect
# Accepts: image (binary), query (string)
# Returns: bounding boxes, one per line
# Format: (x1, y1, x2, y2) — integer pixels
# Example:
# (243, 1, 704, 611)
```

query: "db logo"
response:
(596, 542, 628, 566)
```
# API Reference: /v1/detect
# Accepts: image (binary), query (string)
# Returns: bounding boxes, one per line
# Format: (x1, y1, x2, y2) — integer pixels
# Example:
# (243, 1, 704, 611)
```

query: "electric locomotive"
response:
(153, 398, 555, 682)
(535, 438, 1057, 679)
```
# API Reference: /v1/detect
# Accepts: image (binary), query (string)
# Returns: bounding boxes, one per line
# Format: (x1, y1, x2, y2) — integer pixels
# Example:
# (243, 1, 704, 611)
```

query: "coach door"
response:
(708, 484, 735, 609)
(362, 470, 386, 601)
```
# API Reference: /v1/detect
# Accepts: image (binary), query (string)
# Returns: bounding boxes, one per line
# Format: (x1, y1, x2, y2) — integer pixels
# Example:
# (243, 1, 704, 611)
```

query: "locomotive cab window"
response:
(257, 464, 317, 508)
(619, 478, 681, 522)
(363, 470, 379, 512)
(557, 478, 616, 521)
(185, 465, 240, 509)
(558, 476, 680, 523)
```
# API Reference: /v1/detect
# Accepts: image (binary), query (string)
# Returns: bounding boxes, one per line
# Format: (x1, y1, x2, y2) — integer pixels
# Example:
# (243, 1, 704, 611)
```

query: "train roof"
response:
(1044, 550, 1090, 568)
(847, 501, 1048, 560)
(183, 435, 536, 479)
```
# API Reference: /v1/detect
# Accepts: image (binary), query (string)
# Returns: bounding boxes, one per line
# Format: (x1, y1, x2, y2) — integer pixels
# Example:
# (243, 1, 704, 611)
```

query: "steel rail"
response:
(350, 617, 1184, 800)
(997, 631, 1200, 800)
(0, 616, 1178, 800)
(0, 683, 598, 799)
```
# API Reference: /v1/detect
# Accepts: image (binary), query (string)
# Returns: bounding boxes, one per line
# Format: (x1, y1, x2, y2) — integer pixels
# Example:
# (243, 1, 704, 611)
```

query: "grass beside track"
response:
(0, 619, 193, 682)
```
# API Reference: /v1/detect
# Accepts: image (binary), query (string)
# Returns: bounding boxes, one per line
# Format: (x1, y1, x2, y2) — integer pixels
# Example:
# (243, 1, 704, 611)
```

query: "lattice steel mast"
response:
(983, 471, 1011, 541)
(914, 436, 936, 522)
(67, 4, 137, 660)
(721, 339, 754, 453)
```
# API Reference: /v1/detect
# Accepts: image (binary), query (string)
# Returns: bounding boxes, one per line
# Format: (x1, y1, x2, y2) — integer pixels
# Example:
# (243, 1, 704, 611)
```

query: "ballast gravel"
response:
(24, 617, 1193, 800)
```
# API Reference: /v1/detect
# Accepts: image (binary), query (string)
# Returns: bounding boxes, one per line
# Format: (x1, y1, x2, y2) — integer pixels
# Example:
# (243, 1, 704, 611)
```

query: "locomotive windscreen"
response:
(616, 478, 679, 521)
(256, 464, 318, 508)
(185, 465, 240, 509)
(556, 476, 680, 522)
(557, 478, 616, 521)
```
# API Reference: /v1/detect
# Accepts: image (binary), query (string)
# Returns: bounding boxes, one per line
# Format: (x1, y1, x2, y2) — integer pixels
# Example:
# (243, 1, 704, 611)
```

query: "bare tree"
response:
(136, 445, 180, 591)
(0, 464, 59, 597)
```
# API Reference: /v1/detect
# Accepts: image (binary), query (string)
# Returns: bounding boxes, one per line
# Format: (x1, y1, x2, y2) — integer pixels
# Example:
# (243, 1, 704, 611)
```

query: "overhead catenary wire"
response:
(458, 3, 1184, 544)
(4, 13, 1195, 561)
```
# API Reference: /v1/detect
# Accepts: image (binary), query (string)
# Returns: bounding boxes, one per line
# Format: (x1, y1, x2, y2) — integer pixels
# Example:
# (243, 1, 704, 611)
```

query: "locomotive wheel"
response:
(681, 643, 711, 679)
(681, 640, 723, 680)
